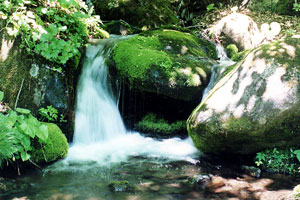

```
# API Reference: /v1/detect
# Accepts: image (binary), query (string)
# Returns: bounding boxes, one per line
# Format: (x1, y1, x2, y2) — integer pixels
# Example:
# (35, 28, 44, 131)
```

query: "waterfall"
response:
(65, 37, 199, 165)
(201, 43, 235, 101)
(73, 38, 126, 144)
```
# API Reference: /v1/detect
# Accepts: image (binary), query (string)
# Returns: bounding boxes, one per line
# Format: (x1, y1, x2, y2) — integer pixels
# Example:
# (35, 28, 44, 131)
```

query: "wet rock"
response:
(187, 174, 211, 190)
(108, 180, 134, 192)
(0, 177, 31, 194)
(188, 37, 300, 155)
(241, 165, 261, 178)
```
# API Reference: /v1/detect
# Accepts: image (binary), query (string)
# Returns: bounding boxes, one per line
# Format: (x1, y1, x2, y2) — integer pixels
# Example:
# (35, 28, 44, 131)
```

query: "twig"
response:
(29, 159, 42, 170)
(14, 78, 24, 110)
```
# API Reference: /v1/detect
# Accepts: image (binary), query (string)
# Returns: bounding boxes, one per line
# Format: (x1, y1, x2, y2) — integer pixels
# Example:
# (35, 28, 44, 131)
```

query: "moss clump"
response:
(112, 35, 172, 84)
(135, 113, 186, 135)
(31, 123, 68, 163)
(226, 44, 239, 58)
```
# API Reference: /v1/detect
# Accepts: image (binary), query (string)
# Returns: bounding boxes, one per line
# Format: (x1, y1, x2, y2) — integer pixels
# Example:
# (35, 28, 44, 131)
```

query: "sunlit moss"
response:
(31, 123, 68, 163)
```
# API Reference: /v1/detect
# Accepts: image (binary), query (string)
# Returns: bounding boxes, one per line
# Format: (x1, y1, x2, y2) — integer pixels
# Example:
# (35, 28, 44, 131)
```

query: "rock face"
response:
(187, 37, 300, 155)
(108, 29, 217, 101)
(0, 33, 70, 115)
(209, 13, 263, 51)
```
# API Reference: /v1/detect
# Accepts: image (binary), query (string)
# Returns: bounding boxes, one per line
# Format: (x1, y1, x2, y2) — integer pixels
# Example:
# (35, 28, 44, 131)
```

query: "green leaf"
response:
(294, 150, 300, 162)
(0, 91, 4, 101)
(16, 108, 31, 114)
(19, 121, 35, 138)
(36, 124, 48, 142)
(20, 150, 30, 161)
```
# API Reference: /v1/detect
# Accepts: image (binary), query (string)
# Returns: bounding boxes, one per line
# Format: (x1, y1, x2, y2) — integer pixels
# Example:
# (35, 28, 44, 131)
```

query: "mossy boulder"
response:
(108, 29, 217, 101)
(94, 0, 178, 28)
(31, 123, 68, 163)
(187, 37, 300, 155)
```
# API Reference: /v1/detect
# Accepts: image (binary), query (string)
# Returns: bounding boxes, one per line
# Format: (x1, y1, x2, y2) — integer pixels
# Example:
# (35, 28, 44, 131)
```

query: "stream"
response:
(1, 37, 299, 200)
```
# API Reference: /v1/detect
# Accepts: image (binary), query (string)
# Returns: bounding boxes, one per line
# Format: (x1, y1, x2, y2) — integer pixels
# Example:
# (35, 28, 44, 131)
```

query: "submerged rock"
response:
(108, 29, 217, 101)
(188, 37, 300, 155)
(108, 180, 134, 192)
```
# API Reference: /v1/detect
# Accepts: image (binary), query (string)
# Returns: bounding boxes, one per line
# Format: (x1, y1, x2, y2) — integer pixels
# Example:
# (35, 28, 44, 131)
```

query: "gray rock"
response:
(188, 37, 300, 155)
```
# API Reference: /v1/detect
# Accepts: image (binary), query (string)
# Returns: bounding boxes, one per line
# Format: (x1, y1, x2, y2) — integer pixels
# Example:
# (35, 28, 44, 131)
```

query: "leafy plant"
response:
(294, 0, 300, 12)
(0, 0, 108, 71)
(206, 3, 217, 12)
(0, 109, 48, 166)
(0, 91, 3, 101)
(255, 147, 300, 174)
(38, 105, 66, 123)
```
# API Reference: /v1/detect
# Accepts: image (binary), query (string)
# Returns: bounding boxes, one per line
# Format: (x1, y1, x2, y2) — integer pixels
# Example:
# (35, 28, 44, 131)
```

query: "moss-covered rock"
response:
(187, 37, 300, 155)
(31, 123, 68, 163)
(94, 0, 178, 29)
(109, 29, 217, 101)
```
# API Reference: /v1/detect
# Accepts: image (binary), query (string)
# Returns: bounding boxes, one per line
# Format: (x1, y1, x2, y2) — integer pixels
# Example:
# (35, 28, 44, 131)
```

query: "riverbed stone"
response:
(187, 37, 300, 155)
(108, 29, 217, 101)
(108, 180, 134, 192)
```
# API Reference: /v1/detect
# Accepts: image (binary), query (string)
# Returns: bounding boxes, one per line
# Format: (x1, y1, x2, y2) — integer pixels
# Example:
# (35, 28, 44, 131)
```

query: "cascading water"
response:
(65, 37, 199, 165)
(73, 39, 126, 144)
(201, 43, 235, 101)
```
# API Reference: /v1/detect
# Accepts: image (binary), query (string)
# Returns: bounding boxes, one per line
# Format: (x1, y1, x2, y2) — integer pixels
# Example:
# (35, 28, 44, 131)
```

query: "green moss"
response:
(232, 48, 252, 62)
(31, 123, 68, 163)
(111, 29, 216, 93)
(112, 35, 172, 84)
(226, 44, 239, 58)
(136, 113, 186, 135)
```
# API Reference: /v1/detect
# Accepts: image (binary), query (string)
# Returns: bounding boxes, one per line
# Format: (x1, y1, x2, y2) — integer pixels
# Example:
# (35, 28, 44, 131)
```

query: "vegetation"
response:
(0, 91, 68, 168)
(226, 44, 239, 59)
(136, 113, 186, 135)
(0, 0, 108, 71)
(255, 147, 300, 174)
(38, 105, 66, 123)
(31, 123, 68, 163)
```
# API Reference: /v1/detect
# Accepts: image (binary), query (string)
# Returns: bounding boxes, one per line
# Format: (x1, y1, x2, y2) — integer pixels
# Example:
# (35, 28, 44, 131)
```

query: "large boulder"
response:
(209, 13, 263, 51)
(108, 29, 217, 101)
(187, 37, 300, 155)
(94, 0, 179, 28)
(0, 31, 71, 116)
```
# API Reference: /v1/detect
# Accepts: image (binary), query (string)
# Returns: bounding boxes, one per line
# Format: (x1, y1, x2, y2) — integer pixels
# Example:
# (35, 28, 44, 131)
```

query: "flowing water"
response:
(1, 38, 298, 200)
